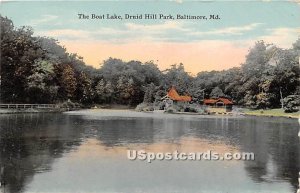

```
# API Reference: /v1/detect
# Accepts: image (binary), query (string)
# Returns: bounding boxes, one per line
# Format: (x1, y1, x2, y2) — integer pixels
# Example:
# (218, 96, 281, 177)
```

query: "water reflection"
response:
(0, 112, 299, 193)
(0, 114, 86, 193)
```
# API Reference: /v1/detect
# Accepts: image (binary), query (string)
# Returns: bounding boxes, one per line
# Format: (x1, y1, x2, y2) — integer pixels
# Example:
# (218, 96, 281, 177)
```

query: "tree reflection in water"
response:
(0, 114, 85, 193)
(0, 113, 298, 193)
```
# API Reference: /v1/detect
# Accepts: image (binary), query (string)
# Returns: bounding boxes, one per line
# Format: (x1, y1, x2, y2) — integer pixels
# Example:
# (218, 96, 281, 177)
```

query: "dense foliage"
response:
(1, 15, 299, 109)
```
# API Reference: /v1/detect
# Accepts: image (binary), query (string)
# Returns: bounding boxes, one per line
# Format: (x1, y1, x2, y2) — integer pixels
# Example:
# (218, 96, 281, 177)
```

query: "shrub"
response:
(165, 106, 179, 113)
(58, 100, 81, 108)
(185, 104, 206, 113)
(135, 103, 154, 112)
(283, 95, 300, 113)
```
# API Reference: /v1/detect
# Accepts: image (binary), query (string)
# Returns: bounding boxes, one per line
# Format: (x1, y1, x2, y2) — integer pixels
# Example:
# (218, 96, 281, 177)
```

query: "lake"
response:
(0, 109, 299, 193)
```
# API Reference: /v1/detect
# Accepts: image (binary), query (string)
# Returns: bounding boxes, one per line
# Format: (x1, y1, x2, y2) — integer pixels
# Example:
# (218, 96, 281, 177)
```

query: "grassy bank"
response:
(0, 104, 134, 114)
(92, 104, 135, 110)
(243, 108, 299, 119)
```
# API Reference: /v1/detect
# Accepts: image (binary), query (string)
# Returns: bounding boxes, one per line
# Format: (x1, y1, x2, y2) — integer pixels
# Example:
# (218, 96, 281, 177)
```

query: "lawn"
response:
(243, 108, 299, 119)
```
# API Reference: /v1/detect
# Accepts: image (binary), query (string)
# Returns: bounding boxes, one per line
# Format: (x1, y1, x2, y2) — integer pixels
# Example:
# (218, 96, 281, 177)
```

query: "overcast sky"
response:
(1, 1, 299, 74)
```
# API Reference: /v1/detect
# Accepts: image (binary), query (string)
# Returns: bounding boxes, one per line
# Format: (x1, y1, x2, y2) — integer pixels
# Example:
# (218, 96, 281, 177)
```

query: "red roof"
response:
(218, 98, 233, 105)
(203, 99, 218, 104)
(167, 87, 192, 102)
(204, 97, 233, 105)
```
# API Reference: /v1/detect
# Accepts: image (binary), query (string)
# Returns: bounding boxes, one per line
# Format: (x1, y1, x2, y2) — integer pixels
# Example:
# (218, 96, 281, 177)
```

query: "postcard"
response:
(0, 1, 299, 193)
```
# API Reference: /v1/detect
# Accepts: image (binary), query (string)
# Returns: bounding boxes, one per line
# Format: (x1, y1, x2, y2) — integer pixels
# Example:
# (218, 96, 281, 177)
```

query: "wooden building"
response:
(203, 97, 233, 111)
(161, 87, 192, 108)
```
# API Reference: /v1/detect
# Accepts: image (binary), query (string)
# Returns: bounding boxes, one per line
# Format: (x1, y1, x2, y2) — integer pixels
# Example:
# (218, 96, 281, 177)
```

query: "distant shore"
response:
(0, 105, 298, 119)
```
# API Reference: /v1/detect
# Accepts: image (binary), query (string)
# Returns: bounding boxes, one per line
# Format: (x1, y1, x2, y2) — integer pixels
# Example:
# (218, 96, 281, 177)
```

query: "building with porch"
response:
(161, 87, 192, 109)
(203, 97, 233, 112)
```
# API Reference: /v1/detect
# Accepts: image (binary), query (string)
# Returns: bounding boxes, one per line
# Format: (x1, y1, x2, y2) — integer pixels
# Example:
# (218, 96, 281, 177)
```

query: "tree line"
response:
(1, 15, 299, 110)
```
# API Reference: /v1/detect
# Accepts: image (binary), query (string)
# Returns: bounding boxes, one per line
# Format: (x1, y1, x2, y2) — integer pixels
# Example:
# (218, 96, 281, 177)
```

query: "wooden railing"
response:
(0, 104, 57, 109)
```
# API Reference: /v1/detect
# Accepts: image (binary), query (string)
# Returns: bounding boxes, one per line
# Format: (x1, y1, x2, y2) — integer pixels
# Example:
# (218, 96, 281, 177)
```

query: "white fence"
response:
(0, 104, 57, 109)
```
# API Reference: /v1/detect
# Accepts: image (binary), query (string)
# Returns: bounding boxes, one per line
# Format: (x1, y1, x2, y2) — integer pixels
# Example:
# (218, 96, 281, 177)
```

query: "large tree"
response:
(1, 16, 45, 102)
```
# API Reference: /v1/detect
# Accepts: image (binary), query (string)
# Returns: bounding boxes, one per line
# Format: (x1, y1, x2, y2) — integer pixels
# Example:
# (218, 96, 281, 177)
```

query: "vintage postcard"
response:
(0, 1, 299, 193)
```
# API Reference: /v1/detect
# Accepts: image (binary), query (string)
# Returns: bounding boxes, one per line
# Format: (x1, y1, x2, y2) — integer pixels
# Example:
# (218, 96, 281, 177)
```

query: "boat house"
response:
(161, 87, 192, 108)
(203, 97, 233, 111)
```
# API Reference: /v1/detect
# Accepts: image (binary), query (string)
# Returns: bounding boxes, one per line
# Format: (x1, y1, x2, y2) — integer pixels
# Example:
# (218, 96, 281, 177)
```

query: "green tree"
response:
(95, 79, 105, 103)
(143, 83, 156, 103)
(26, 60, 57, 103)
(210, 87, 225, 98)
(0, 16, 45, 102)
(54, 64, 76, 101)
(76, 72, 93, 104)
(163, 63, 192, 93)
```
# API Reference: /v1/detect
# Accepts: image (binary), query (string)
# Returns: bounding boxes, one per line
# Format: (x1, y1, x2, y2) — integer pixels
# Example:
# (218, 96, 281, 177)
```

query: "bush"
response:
(283, 95, 300, 113)
(135, 103, 154, 112)
(58, 100, 81, 108)
(154, 101, 166, 110)
(185, 104, 206, 114)
(165, 106, 178, 113)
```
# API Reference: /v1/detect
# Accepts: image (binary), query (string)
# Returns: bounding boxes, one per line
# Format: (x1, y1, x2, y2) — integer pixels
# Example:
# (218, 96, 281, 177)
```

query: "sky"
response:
(1, 1, 299, 74)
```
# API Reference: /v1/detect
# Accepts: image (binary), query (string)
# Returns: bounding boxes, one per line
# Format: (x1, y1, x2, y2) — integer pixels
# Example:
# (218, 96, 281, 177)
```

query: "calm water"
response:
(0, 110, 299, 193)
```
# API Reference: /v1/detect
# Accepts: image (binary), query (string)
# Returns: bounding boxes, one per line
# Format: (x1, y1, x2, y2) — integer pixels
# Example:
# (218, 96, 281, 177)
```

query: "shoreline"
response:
(0, 108, 76, 114)
(0, 107, 298, 119)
